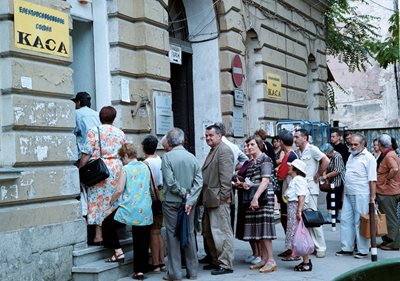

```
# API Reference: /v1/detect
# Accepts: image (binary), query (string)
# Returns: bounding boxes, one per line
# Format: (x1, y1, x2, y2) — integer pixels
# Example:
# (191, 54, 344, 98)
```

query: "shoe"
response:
(335, 250, 353, 256)
(249, 261, 266, 270)
(316, 251, 326, 258)
(379, 245, 400, 251)
(278, 249, 292, 257)
(354, 253, 368, 259)
(202, 264, 219, 270)
(251, 257, 262, 265)
(198, 256, 211, 264)
(259, 263, 277, 273)
(244, 255, 256, 263)
(105, 252, 125, 264)
(211, 267, 233, 275)
(185, 274, 197, 280)
(281, 256, 301, 261)
(294, 260, 312, 272)
(88, 241, 103, 246)
(162, 275, 182, 281)
(132, 272, 145, 280)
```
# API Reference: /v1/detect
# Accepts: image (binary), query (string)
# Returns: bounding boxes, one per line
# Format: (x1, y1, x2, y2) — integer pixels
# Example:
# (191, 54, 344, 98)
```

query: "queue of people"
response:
(72, 92, 399, 280)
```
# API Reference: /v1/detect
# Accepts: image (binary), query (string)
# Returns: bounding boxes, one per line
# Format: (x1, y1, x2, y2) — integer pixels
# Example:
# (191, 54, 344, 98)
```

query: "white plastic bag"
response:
(292, 219, 314, 256)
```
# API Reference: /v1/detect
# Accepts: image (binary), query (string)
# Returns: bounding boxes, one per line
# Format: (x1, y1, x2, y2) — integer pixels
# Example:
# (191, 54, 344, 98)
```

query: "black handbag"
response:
(242, 185, 269, 206)
(79, 127, 110, 187)
(302, 208, 325, 227)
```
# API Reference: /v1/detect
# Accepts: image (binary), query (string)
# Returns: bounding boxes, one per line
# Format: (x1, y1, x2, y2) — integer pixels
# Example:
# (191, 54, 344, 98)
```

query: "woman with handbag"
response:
(284, 159, 313, 271)
(241, 135, 277, 273)
(80, 106, 126, 245)
(102, 143, 153, 280)
(141, 135, 166, 272)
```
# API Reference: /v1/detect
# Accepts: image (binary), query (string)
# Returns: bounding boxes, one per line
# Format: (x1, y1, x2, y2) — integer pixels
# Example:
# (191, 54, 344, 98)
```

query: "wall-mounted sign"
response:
(232, 106, 244, 137)
(169, 44, 182, 65)
(155, 94, 173, 135)
(234, 89, 244, 107)
(14, 0, 70, 57)
(232, 55, 244, 88)
(266, 72, 282, 99)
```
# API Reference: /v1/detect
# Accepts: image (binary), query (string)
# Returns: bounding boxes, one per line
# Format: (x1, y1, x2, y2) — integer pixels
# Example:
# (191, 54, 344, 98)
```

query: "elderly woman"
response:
(102, 143, 153, 280)
(320, 143, 345, 221)
(80, 106, 126, 244)
(242, 135, 277, 273)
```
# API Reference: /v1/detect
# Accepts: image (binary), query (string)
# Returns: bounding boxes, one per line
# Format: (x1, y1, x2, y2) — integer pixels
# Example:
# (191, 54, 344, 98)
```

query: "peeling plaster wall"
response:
(329, 0, 399, 129)
(0, 1, 85, 280)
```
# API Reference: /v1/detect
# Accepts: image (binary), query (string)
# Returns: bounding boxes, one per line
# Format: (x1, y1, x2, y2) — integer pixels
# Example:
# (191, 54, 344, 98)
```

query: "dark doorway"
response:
(169, 52, 195, 154)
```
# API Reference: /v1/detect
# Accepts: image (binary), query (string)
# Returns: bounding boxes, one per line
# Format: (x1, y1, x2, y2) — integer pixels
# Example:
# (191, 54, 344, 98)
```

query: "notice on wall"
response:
(232, 106, 244, 137)
(14, 0, 70, 57)
(21, 76, 32, 89)
(155, 94, 173, 135)
(169, 44, 182, 65)
(266, 72, 282, 99)
(234, 89, 244, 107)
(121, 78, 130, 102)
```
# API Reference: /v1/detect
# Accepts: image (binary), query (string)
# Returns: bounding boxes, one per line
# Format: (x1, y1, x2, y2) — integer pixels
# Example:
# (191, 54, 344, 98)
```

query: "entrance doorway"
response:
(169, 52, 195, 154)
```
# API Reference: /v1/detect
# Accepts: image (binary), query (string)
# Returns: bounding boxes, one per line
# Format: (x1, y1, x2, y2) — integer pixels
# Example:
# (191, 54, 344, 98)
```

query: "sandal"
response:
(278, 249, 292, 257)
(259, 262, 277, 273)
(159, 263, 167, 272)
(294, 260, 312, 272)
(249, 261, 266, 270)
(105, 252, 125, 264)
(282, 256, 301, 261)
(132, 272, 144, 280)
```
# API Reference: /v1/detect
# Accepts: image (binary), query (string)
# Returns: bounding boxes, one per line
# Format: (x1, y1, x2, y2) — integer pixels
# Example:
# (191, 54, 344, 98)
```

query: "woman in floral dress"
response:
(80, 106, 126, 244)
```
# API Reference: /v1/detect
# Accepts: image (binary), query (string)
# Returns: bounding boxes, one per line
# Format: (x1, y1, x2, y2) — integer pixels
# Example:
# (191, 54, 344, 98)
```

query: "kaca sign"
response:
(14, 0, 70, 57)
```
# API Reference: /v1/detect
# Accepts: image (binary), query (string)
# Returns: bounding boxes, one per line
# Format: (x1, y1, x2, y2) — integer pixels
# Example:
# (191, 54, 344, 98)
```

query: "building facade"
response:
(0, 0, 329, 280)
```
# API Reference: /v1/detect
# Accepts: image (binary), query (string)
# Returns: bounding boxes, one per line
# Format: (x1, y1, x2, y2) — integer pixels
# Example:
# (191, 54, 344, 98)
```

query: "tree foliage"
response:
(325, 0, 379, 72)
(367, 11, 400, 69)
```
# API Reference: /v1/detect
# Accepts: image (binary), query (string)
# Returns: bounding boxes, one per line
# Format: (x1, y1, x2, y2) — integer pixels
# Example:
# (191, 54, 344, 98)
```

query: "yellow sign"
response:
(14, 0, 70, 57)
(266, 72, 282, 99)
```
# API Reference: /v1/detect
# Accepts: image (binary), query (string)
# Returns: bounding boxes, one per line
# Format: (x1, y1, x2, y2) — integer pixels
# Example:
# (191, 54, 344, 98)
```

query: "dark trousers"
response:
(132, 224, 152, 273)
(103, 209, 125, 249)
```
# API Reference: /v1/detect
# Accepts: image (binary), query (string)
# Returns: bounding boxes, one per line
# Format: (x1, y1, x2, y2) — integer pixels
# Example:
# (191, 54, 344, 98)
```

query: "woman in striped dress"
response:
(242, 135, 277, 273)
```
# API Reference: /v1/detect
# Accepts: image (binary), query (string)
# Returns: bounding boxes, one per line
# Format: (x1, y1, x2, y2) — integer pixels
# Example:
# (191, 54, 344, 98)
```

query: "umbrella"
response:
(174, 200, 189, 249)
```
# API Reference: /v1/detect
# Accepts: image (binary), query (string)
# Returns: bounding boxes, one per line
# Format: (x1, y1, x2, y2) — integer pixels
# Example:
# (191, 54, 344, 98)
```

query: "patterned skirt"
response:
(243, 187, 276, 240)
(285, 201, 298, 249)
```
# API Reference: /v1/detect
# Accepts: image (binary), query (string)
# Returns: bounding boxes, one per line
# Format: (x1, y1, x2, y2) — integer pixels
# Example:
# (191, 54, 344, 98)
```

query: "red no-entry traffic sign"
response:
(232, 54, 244, 88)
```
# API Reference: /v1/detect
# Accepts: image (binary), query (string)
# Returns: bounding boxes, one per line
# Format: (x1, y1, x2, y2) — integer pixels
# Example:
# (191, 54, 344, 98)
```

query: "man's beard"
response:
(349, 148, 362, 156)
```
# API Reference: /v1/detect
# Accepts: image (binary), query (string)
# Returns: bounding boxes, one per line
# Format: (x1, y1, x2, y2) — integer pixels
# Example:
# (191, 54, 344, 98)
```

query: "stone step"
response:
(73, 238, 133, 266)
(72, 251, 133, 281)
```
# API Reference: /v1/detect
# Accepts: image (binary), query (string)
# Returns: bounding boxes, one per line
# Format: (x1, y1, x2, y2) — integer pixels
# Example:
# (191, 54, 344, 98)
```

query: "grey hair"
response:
(378, 134, 392, 148)
(167, 127, 185, 147)
(352, 133, 366, 146)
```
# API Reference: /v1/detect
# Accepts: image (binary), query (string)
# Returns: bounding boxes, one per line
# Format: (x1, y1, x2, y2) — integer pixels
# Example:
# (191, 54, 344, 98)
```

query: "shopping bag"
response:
(360, 210, 388, 239)
(292, 219, 315, 256)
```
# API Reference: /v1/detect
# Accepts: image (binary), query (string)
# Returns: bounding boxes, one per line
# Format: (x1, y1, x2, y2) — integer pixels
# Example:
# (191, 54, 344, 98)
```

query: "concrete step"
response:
(72, 251, 133, 281)
(73, 238, 133, 266)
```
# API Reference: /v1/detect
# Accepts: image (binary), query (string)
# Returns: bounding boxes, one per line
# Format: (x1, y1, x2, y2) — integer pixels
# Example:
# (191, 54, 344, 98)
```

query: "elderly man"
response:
(376, 134, 400, 251)
(202, 124, 234, 275)
(336, 133, 377, 258)
(294, 129, 329, 258)
(161, 128, 203, 281)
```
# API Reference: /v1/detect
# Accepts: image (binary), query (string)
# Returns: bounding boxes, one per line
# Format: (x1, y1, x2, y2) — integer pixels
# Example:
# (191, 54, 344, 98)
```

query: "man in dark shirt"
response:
(330, 129, 350, 164)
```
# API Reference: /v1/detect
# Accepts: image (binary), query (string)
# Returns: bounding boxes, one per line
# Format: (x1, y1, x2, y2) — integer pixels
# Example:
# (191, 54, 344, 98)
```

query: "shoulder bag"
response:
(79, 127, 110, 187)
(302, 184, 325, 227)
(145, 163, 162, 216)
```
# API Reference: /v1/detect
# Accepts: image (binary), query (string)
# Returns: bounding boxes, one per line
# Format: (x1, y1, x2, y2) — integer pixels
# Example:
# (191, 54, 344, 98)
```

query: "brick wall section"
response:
(216, 0, 328, 134)
(107, 0, 171, 144)
(0, 0, 85, 280)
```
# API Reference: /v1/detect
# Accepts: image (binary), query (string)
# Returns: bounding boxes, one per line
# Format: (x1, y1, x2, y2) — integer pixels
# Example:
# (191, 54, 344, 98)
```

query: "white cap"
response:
(288, 159, 307, 175)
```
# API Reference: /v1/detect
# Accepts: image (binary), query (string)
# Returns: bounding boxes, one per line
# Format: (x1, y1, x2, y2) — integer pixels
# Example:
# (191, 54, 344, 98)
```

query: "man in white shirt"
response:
(336, 133, 377, 259)
(294, 129, 329, 258)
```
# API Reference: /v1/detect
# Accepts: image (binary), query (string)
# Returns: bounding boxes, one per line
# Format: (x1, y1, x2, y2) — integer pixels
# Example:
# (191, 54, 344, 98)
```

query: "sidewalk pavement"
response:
(142, 223, 399, 281)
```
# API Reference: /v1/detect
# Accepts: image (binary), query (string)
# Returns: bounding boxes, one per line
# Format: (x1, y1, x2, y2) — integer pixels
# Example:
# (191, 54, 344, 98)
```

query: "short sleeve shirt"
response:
(245, 153, 273, 185)
(297, 143, 325, 194)
(345, 148, 377, 195)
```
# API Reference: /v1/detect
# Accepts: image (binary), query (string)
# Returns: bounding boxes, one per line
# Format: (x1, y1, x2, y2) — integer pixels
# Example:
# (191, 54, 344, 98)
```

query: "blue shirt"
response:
(73, 106, 100, 159)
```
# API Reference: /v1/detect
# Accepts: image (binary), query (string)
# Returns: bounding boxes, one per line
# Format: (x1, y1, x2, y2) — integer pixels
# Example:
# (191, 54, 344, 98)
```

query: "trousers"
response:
(377, 194, 400, 248)
(308, 194, 327, 253)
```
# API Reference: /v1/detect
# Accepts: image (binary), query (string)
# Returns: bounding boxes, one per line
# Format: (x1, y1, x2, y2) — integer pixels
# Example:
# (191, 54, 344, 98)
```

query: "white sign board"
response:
(169, 44, 182, 65)
(232, 106, 244, 137)
(155, 95, 173, 135)
(120, 78, 130, 102)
